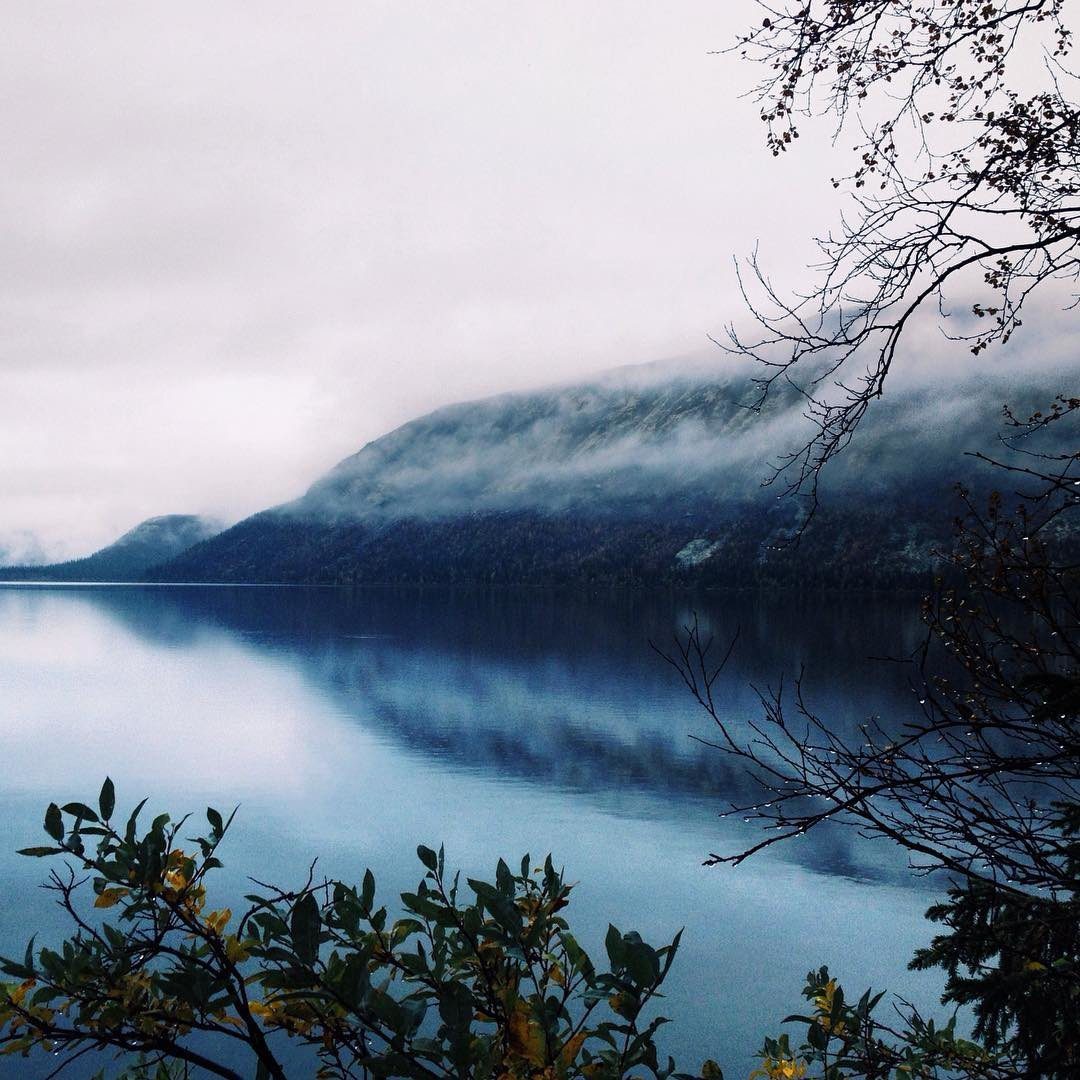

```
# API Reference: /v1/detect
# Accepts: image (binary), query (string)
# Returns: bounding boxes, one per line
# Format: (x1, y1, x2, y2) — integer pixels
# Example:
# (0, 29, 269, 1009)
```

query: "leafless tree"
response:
(660, 400, 1079, 887)
(657, 400, 1080, 1074)
(727, 1, 1080, 512)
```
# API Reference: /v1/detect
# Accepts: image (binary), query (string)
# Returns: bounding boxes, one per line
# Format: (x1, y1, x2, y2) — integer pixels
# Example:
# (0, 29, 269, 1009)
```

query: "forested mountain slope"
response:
(0, 515, 222, 582)
(153, 358, 1051, 588)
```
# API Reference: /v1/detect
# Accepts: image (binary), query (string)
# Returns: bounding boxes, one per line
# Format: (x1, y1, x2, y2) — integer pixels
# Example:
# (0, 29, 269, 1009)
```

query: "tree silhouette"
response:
(727, 1, 1079, 513)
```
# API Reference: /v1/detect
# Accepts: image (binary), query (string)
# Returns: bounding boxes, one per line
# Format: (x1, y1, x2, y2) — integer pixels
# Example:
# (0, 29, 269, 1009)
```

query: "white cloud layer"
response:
(2, 2, 1073, 560)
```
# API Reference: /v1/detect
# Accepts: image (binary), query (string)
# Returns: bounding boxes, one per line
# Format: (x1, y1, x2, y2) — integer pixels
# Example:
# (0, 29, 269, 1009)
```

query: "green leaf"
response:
(417, 845, 439, 873)
(560, 930, 596, 984)
(125, 797, 148, 843)
(390, 918, 425, 947)
(98, 777, 115, 822)
(336, 953, 371, 1006)
(438, 980, 474, 1031)
(496, 857, 513, 895)
(206, 806, 223, 836)
(659, 929, 683, 980)
(624, 937, 660, 987)
(16, 847, 62, 858)
(605, 924, 625, 970)
(44, 804, 63, 842)
(61, 802, 99, 823)
(290, 893, 321, 966)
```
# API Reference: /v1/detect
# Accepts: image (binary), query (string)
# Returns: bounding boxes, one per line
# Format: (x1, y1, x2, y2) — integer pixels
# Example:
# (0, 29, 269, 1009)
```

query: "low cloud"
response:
(283, 350, 1073, 525)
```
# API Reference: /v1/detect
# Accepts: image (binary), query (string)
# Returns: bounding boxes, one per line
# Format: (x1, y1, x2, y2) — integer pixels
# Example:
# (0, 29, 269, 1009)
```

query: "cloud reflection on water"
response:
(0, 585, 945, 1076)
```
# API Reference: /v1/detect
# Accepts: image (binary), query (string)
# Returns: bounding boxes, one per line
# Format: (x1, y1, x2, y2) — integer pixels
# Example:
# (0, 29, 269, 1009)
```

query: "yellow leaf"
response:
(225, 934, 250, 963)
(164, 869, 189, 892)
(559, 1030, 586, 1066)
(750, 1056, 808, 1080)
(812, 978, 838, 1014)
(94, 887, 130, 909)
(608, 991, 636, 1019)
(205, 908, 232, 935)
(507, 1001, 547, 1065)
(248, 1001, 274, 1022)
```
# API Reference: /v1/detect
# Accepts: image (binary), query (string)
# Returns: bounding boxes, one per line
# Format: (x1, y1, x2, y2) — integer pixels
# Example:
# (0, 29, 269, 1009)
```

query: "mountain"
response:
(0, 515, 223, 582)
(151, 356, 1065, 589)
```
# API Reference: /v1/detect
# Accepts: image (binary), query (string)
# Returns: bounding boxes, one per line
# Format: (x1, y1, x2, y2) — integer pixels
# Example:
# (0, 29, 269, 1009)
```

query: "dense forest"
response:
(150, 493, 960, 590)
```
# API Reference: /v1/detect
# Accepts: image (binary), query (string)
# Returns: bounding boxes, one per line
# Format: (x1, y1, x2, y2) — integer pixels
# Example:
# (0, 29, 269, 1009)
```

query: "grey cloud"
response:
(3, 1, 1074, 556)
(1, 1, 832, 555)
(278, 349, 1072, 527)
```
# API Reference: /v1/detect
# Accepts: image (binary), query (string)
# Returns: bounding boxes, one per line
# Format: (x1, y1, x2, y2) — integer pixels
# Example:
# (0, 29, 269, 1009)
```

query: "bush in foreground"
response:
(0, 781, 717, 1079)
(1, 782, 1038, 1079)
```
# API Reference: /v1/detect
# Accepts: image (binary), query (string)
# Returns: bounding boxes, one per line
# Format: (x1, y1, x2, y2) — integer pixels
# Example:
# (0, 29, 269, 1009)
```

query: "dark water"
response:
(0, 585, 947, 1076)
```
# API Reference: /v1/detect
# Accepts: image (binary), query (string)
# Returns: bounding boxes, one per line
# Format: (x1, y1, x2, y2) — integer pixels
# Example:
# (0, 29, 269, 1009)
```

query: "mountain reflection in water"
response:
(0, 585, 944, 1077)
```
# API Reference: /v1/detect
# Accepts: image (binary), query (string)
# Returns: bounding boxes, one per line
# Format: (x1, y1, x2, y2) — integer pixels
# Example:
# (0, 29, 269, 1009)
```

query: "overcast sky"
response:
(2, 2, 863, 558)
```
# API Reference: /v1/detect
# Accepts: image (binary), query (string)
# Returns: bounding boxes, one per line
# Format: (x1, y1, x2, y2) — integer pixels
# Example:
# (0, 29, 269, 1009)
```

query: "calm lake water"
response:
(0, 585, 948, 1077)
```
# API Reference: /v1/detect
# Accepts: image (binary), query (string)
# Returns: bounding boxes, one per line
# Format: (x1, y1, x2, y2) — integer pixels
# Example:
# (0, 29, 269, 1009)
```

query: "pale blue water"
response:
(0, 585, 947, 1077)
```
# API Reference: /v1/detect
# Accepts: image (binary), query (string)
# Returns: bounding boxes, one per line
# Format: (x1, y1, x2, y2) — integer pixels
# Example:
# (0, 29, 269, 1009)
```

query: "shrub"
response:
(0, 780, 721, 1079)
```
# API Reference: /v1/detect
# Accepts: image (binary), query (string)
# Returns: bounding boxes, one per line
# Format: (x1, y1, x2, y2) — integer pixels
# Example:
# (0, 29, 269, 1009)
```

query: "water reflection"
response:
(0, 585, 943, 1077)
(48, 585, 929, 878)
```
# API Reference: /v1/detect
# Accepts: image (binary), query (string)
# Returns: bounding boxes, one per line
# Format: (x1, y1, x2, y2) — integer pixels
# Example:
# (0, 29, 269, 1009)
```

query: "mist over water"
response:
(0, 584, 947, 1077)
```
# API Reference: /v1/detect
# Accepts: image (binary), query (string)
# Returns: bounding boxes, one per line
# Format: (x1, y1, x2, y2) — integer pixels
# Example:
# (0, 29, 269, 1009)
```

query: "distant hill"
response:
(0, 515, 222, 582)
(150, 357, 1064, 589)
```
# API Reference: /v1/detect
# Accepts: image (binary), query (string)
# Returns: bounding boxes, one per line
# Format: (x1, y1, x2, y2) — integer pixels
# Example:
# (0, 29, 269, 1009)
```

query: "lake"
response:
(0, 585, 947, 1077)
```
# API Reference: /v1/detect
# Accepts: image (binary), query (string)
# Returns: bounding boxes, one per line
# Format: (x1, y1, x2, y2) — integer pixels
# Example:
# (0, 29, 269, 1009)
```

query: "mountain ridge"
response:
(6, 356, 1067, 589)
(0, 514, 222, 582)
(149, 357, 1040, 588)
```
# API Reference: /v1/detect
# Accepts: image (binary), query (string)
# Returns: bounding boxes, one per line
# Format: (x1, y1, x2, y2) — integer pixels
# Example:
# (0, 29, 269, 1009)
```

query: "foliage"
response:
(752, 967, 1008, 1080)
(0, 782, 719, 1080)
(662, 400, 1080, 1078)
(138, 498, 964, 591)
(909, 803, 1080, 1075)
(710, 1, 1080, 1069)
